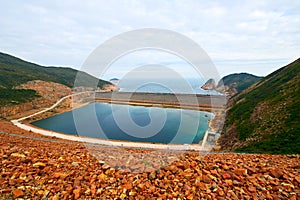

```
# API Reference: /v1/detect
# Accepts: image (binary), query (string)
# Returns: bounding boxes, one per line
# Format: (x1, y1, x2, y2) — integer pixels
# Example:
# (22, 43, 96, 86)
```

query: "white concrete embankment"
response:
(12, 122, 207, 151)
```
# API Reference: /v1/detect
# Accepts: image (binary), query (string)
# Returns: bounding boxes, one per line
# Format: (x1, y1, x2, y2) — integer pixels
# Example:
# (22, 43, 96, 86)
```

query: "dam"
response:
(81, 91, 227, 111)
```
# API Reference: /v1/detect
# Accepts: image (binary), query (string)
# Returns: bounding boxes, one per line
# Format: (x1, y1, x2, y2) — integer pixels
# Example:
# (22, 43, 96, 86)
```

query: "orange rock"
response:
(73, 188, 81, 199)
(186, 194, 194, 200)
(218, 189, 225, 196)
(289, 195, 297, 200)
(233, 168, 247, 176)
(196, 182, 207, 191)
(91, 185, 96, 196)
(266, 193, 272, 199)
(202, 169, 210, 175)
(124, 183, 133, 190)
(222, 173, 231, 179)
(210, 169, 218, 176)
(272, 186, 280, 192)
(225, 179, 233, 186)
(97, 173, 107, 181)
(270, 169, 283, 178)
(53, 172, 68, 179)
(53, 194, 60, 200)
(222, 165, 229, 170)
(294, 176, 300, 184)
(13, 189, 24, 198)
(248, 186, 256, 193)
(33, 162, 46, 168)
(202, 175, 211, 183)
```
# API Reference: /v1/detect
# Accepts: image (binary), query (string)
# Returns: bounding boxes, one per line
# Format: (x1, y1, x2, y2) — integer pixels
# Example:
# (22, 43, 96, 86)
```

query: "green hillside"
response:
(0, 89, 40, 106)
(219, 59, 300, 154)
(0, 52, 112, 89)
(217, 73, 262, 94)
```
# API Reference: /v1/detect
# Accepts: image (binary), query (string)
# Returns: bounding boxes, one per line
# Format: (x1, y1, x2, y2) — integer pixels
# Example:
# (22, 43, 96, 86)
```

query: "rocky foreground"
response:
(0, 121, 299, 200)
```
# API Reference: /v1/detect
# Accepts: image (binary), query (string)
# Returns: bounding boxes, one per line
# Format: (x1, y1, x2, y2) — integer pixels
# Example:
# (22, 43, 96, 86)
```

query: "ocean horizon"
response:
(114, 78, 222, 95)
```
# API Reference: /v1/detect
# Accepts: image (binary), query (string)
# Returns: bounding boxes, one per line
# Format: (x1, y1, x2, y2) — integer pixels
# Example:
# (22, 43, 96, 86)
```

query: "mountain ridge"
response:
(0, 52, 113, 89)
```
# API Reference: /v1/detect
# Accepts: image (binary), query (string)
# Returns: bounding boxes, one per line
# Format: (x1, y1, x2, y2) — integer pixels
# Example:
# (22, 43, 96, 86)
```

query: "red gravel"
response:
(0, 120, 299, 199)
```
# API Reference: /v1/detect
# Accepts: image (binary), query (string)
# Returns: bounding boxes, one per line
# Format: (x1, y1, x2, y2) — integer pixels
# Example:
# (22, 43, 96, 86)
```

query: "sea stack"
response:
(201, 78, 217, 90)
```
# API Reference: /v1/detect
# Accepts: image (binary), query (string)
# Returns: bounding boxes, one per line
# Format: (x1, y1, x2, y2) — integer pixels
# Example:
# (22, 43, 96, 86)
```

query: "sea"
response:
(115, 78, 221, 95)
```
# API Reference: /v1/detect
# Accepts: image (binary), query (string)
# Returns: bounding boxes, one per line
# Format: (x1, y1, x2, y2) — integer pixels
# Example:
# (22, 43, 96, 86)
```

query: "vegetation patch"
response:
(0, 89, 40, 106)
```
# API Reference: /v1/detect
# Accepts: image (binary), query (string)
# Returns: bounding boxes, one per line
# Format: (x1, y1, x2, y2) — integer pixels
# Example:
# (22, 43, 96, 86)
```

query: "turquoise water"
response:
(32, 102, 212, 144)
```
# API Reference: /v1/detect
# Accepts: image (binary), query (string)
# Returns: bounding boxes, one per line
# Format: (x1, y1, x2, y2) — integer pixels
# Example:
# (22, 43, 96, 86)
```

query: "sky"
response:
(1, 0, 300, 80)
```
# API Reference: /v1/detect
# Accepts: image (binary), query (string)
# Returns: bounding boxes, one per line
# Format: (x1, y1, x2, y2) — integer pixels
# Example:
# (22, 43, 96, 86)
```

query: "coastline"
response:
(11, 92, 224, 151)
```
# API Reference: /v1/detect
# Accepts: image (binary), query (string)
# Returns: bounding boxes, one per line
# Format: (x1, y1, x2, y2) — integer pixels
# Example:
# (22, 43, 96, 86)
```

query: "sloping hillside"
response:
(201, 73, 262, 98)
(0, 52, 112, 89)
(0, 89, 39, 106)
(216, 73, 262, 97)
(0, 80, 71, 118)
(219, 59, 300, 154)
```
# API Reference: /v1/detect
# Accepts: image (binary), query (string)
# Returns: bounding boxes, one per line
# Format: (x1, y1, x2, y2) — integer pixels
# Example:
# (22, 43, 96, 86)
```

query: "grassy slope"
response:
(218, 73, 262, 93)
(221, 59, 300, 154)
(0, 89, 40, 106)
(0, 52, 112, 89)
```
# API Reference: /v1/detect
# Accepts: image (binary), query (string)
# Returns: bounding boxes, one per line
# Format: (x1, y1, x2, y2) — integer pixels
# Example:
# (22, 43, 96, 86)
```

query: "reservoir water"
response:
(31, 102, 213, 144)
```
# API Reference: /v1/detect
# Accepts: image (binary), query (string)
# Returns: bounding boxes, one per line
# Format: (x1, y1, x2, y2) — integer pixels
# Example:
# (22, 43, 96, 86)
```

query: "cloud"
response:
(0, 0, 300, 78)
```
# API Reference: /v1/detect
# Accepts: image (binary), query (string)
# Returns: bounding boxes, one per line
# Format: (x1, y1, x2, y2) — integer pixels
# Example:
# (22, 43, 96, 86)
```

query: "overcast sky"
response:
(1, 0, 300, 79)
